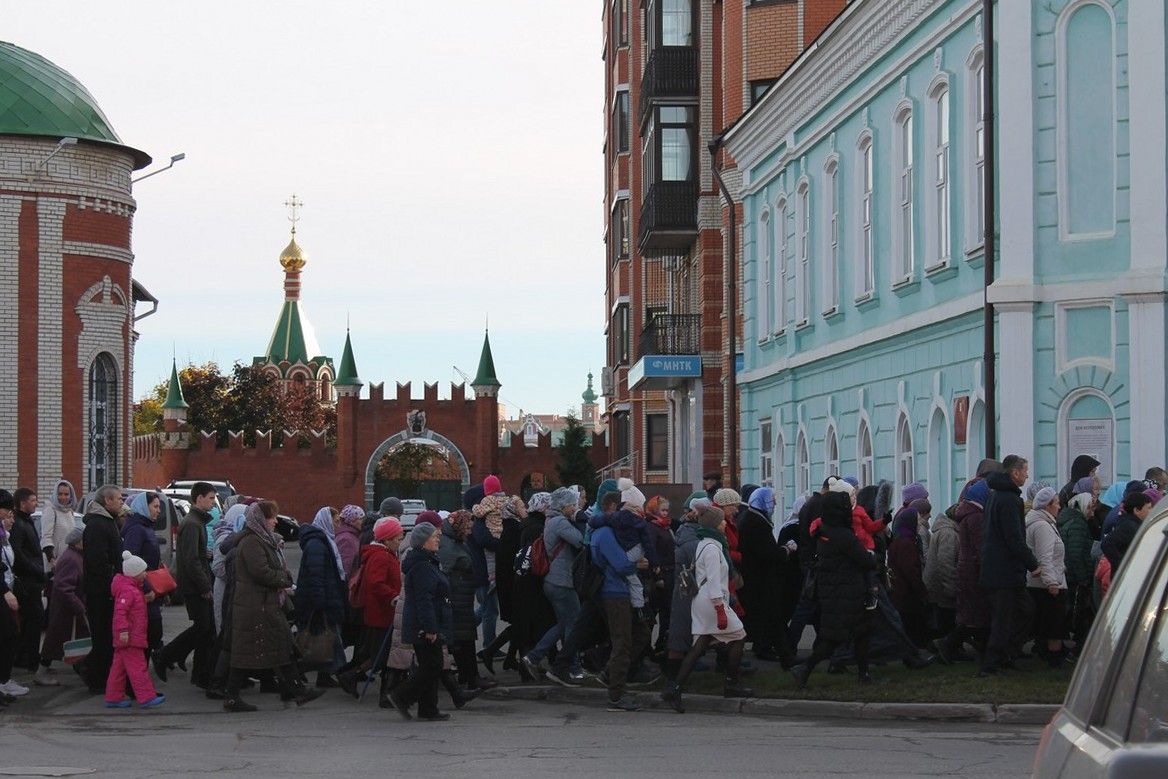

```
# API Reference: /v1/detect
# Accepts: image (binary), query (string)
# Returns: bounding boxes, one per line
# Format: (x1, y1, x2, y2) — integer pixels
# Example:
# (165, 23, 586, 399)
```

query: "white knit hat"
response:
(827, 476, 855, 496)
(122, 550, 148, 577)
(618, 478, 646, 508)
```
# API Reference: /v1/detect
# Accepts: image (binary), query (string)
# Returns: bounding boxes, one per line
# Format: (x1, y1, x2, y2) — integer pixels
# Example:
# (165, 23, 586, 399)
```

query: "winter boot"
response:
(723, 675, 754, 699)
(660, 682, 685, 714)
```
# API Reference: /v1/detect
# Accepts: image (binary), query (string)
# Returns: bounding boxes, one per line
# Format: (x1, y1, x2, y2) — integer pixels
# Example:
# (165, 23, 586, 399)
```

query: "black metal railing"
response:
(640, 314, 701, 356)
(638, 181, 698, 251)
(639, 45, 699, 121)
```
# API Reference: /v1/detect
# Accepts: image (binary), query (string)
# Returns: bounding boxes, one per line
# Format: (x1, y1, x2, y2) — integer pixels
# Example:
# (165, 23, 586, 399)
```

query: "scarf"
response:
(311, 507, 346, 580)
(695, 526, 733, 571)
(50, 479, 78, 512)
(527, 492, 552, 516)
(748, 486, 776, 527)
(128, 491, 154, 522)
(446, 510, 473, 541)
(244, 503, 280, 549)
(339, 504, 365, 533)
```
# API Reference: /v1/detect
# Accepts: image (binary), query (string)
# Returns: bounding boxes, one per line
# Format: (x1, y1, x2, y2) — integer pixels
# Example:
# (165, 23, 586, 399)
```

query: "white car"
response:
(1032, 504, 1168, 777)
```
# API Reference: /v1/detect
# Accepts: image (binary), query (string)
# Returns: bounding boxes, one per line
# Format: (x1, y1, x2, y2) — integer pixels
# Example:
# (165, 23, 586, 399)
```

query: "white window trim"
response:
(757, 207, 773, 342)
(891, 99, 916, 286)
(795, 177, 812, 327)
(822, 156, 841, 316)
(760, 418, 774, 487)
(825, 423, 840, 480)
(896, 412, 915, 499)
(964, 46, 986, 255)
(854, 130, 876, 301)
(857, 415, 874, 489)
(925, 75, 952, 272)
(773, 195, 789, 335)
(796, 428, 811, 495)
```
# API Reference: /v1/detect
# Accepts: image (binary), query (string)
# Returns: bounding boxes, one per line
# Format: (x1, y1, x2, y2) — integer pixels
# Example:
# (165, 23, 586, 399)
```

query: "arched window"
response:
(856, 134, 875, 297)
(893, 104, 915, 282)
(896, 412, 915, 498)
(929, 82, 951, 268)
(796, 430, 810, 495)
(966, 48, 986, 249)
(88, 352, 119, 491)
(857, 417, 874, 487)
(775, 430, 786, 519)
(319, 374, 333, 402)
(795, 179, 811, 324)
(759, 419, 774, 487)
(757, 209, 772, 338)
(822, 159, 840, 314)
(774, 196, 788, 334)
(825, 425, 840, 479)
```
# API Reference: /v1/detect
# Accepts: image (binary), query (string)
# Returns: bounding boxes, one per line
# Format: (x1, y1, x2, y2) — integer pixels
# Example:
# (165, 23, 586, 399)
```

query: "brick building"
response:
(0, 42, 155, 496)
(600, 0, 846, 487)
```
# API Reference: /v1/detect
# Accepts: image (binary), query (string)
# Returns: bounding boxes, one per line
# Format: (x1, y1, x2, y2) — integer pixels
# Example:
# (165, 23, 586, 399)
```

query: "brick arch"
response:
(363, 429, 472, 510)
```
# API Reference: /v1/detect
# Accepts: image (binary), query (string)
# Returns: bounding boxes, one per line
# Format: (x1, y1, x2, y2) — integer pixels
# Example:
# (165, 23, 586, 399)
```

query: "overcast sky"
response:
(7, 2, 605, 419)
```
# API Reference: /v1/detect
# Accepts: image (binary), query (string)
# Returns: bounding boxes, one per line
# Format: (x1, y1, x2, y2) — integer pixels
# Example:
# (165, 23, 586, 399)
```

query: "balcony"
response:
(639, 181, 698, 254)
(639, 46, 699, 122)
(629, 314, 702, 390)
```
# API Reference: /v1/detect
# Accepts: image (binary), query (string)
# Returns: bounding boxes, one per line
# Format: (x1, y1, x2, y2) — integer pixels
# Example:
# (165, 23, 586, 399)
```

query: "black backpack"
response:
(572, 542, 605, 600)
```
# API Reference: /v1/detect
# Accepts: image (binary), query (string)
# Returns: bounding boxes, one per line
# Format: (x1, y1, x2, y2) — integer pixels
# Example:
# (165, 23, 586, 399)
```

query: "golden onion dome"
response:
(280, 234, 306, 272)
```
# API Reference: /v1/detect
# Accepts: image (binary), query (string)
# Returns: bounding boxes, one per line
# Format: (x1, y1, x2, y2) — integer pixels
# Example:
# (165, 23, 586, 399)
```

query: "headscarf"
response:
(244, 503, 280, 549)
(645, 496, 671, 529)
(549, 487, 580, 517)
(527, 492, 553, 516)
(312, 507, 346, 580)
(128, 491, 156, 522)
(339, 504, 365, 532)
(50, 479, 78, 512)
(591, 478, 619, 515)
(782, 495, 806, 530)
(1100, 481, 1126, 509)
(446, 509, 474, 541)
(748, 486, 776, 525)
(216, 504, 248, 546)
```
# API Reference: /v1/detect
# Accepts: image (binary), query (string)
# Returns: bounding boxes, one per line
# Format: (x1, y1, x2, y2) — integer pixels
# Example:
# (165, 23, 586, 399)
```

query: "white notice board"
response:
(1067, 418, 1114, 486)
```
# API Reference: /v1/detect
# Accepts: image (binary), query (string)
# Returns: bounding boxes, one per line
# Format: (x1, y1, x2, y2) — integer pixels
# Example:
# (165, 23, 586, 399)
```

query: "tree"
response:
(377, 442, 456, 499)
(133, 397, 162, 436)
(555, 414, 598, 502)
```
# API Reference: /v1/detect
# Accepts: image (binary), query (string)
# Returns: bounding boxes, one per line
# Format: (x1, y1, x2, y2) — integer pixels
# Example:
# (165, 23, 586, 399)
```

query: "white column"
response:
(996, 2, 1035, 282)
(1127, 0, 1167, 274)
(37, 200, 66, 495)
(1125, 293, 1167, 471)
(996, 303, 1035, 462)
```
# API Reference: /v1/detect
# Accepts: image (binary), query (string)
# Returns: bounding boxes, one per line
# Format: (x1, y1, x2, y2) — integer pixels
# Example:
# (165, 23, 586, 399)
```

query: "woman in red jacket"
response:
(338, 517, 404, 700)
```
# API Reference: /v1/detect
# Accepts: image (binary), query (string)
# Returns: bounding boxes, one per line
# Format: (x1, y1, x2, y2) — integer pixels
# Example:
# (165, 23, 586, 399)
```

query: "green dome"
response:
(0, 41, 150, 169)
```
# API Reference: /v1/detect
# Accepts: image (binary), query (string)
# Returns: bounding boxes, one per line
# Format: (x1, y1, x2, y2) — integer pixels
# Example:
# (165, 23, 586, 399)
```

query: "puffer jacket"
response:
(813, 494, 877, 643)
(294, 524, 347, 627)
(923, 513, 959, 608)
(1056, 504, 1094, 587)
(401, 548, 452, 641)
(954, 500, 990, 629)
(437, 525, 478, 642)
(1024, 508, 1067, 590)
(111, 573, 149, 649)
(358, 543, 401, 629)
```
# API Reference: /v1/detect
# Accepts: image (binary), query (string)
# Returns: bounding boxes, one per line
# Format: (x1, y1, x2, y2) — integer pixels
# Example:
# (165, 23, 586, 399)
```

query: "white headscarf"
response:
(311, 507, 346, 580)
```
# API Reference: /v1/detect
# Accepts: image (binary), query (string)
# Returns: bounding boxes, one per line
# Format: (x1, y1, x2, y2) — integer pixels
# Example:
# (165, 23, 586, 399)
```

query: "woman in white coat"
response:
(661, 505, 752, 713)
(40, 480, 78, 569)
(1025, 487, 1069, 667)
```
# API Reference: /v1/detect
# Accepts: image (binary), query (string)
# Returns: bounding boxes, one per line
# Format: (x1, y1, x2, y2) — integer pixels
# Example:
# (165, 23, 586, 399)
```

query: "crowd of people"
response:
(0, 456, 1161, 717)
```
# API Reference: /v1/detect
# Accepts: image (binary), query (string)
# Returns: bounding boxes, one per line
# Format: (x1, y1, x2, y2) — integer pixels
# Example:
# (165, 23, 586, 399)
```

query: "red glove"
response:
(715, 603, 728, 631)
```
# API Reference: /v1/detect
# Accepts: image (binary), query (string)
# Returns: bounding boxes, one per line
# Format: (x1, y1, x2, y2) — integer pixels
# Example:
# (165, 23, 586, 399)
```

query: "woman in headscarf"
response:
(39, 528, 88, 677)
(335, 504, 367, 662)
(120, 492, 164, 660)
(1058, 490, 1096, 651)
(508, 492, 555, 678)
(660, 506, 753, 713)
(438, 510, 489, 694)
(212, 503, 250, 634)
(41, 479, 78, 569)
(521, 487, 586, 679)
(1059, 455, 1100, 509)
(294, 507, 347, 688)
(1026, 488, 1069, 667)
(337, 517, 404, 702)
(736, 486, 799, 665)
(208, 502, 252, 697)
(887, 499, 932, 648)
(224, 501, 323, 712)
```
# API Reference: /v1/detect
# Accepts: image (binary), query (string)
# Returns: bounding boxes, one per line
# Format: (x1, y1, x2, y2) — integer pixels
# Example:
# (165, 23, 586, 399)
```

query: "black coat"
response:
(10, 510, 46, 589)
(737, 506, 791, 641)
(797, 492, 826, 569)
(813, 495, 877, 643)
(438, 526, 478, 642)
(81, 508, 122, 598)
(494, 516, 522, 623)
(511, 513, 554, 646)
(294, 525, 347, 627)
(1101, 514, 1141, 572)
(401, 549, 452, 640)
(979, 471, 1039, 589)
(468, 516, 498, 589)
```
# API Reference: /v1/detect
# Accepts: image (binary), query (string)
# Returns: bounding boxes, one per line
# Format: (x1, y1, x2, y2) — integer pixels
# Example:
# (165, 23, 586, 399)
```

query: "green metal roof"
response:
(258, 300, 331, 369)
(335, 330, 361, 387)
(582, 372, 597, 404)
(0, 41, 151, 169)
(472, 330, 500, 387)
(162, 359, 188, 410)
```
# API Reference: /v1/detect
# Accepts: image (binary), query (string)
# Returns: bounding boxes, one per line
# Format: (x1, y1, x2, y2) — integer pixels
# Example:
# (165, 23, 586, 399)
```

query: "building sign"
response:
(953, 396, 969, 446)
(628, 354, 702, 388)
(1067, 418, 1114, 485)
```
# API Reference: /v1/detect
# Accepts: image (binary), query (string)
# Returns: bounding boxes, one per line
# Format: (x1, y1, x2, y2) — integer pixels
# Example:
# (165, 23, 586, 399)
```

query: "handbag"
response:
(64, 620, 92, 666)
(145, 565, 178, 597)
(294, 611, 337, 669)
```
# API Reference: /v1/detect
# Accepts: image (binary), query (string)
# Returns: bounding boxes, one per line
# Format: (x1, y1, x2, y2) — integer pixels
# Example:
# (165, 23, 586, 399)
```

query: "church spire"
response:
(472, 329, 500, 389)
(162, 358, 188, 410)
(582, 371, 597, 404)
(335, 328, 361, 388)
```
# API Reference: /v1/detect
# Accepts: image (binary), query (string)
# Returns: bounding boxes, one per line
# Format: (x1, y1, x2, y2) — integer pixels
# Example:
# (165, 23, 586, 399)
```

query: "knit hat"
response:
(682, 491, 708, 510)
(902, 482, 929, 504)
(1024, 481, 1050, 504)
(689, 497, 712, 513)
(908, 498, 932, 516)
(696, 505, 724, 530)
(711, 488, 742, 507)
(122, 550, 148, 577)
(373, 517, 403, 542)
(843, 476, 860, 488)
(962, 479, 990, 507)
(416, 510, 442, 528)
(483, 475, 502, 495)
(1032, 487, 1058, 510)
(827, 477, 854, 496)
(618, 478, 646, 508)
(408, 522, 440, 550)
(379, 497, 403, 517)
(550, 486, 580, 515)
(65, 527, 84, 546)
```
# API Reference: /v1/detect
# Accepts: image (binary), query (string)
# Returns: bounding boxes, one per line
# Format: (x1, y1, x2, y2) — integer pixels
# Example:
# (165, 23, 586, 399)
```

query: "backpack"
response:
(677, 559, 698, 598)
(522, 537, 564, 578)
(572, 543, 606, 599)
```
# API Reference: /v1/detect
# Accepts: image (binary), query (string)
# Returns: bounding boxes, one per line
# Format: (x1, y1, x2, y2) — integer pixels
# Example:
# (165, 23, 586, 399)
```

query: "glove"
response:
(784, 540, 798, 553)
(715, 603, 728, 631)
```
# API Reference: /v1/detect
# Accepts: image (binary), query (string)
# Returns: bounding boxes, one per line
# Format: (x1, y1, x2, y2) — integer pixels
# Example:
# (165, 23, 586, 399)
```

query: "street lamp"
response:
(31, 136, 77, 175)
(132, 153, 186, 184)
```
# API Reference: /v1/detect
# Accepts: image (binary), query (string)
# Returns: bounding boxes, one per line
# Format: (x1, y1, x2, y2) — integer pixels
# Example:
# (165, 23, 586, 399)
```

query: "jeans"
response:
(551, 595, 605, 675)
(528, 582, 582, 665)
(475, 586, 498, 646)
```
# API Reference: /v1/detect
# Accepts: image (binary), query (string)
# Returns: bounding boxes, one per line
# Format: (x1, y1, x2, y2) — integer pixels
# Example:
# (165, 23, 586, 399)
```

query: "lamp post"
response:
(132, 153, 186, 184)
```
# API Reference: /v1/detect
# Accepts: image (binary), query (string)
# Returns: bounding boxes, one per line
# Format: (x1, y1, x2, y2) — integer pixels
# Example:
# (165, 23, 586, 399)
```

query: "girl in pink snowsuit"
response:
(105, 551, 165, 708)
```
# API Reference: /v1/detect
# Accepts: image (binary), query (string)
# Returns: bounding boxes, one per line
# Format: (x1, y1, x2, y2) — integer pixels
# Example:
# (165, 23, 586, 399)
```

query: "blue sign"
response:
(629, 354, 702, 388)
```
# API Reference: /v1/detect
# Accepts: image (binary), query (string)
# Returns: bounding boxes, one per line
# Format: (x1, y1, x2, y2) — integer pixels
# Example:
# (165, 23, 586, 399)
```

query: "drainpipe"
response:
(982, 0, 997, 459)
(709, 135, 738, 486)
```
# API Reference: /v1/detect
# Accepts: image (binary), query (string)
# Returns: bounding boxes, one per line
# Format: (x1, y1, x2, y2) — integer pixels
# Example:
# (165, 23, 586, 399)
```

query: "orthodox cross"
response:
(284, 193, 303, 235)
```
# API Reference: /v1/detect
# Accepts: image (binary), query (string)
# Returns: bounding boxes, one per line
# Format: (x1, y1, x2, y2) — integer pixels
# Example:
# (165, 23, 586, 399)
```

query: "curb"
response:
(483, 685, 1057, 724)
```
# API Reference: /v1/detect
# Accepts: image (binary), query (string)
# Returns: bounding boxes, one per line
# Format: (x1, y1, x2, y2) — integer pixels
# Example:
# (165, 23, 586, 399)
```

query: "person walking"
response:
(437, 510, 488, 694)
(10, 488, 47, 682)
(591, 503, 649, 712)
(389, 522, 453, 721)
(224, 501, 323, 712)
(1058, 491, 1096, 651)
(934, 479, 991, 664)
(337, 517, 404, 701)
(295, 507, 348, 688)
(887, 500, 931, 648)
(40, 480, 78, 571)
(736, 487, 798, 665)
(104, 551, 165, 709)
(1025, 488, 1069, 667)
(0, 491, 28, 699)
(924, 496, 960, 642)
(661, 506, 754, 713)
(979, 456, 1041, 676)
(335, 504, 365, 660)
(120, 492, 164, 663)
(154, 482, 218, 689)
(522, 487, 586, 680)
(1101, 492, 1154, 573)
(39, 528, 88, 677)
(82, 485, 125, 694)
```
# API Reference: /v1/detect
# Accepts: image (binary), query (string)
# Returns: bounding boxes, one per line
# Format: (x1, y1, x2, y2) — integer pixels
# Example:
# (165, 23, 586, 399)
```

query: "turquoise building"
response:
(724, 0, 1165, 516)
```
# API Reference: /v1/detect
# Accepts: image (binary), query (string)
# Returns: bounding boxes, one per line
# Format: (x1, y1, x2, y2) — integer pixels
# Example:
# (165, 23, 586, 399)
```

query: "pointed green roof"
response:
(162, 359, 188, 410)
(335, 330, 360, 387)
(259, 300, 327, 368)
(472, 330, 500, 387)
(582, 372, 597, 404)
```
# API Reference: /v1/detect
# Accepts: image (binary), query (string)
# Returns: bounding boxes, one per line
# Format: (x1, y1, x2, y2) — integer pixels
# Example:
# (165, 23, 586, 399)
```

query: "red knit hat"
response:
(483, 475, 502, 495)
(373, 517, 403, 541)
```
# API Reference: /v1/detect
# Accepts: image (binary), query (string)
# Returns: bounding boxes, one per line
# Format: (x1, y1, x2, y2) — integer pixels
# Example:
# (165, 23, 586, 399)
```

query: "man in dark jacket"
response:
(979, 456, 1040, 676)
(81, 485, 124, 693)
(10, 488, 46, 678)
(155, 482, 218, 691)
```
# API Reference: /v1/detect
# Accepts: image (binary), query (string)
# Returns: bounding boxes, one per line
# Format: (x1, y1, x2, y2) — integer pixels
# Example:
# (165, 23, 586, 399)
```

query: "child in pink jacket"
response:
(105, 551, 165, 709)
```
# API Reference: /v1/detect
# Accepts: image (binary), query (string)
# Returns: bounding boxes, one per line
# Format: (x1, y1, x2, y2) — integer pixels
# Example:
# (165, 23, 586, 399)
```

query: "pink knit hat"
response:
(483, 475, 502, 495)
(373, 517, 403, 541)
